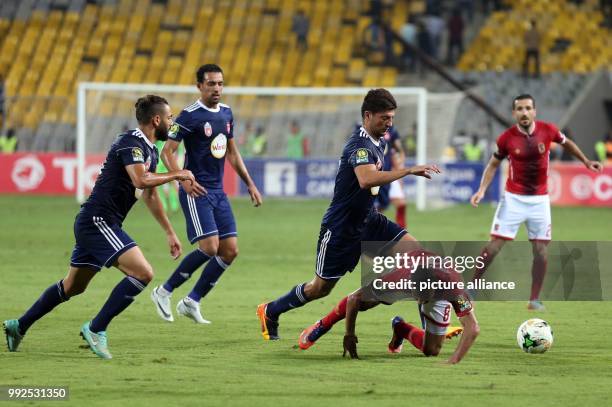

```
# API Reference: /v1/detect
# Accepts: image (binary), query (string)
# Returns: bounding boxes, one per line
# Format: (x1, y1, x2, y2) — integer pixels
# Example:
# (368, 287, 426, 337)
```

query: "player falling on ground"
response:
(470, 94, 602, 310)
(299, 248, 479, 363)
(375, 125, 408, 228)
(3, 96, 195, 359)
(150, 64, 262, 324)
(257, 88, 441, 340)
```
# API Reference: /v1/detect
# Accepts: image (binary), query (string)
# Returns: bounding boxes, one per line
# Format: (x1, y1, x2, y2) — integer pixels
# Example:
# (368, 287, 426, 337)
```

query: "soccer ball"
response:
(516, 318, 553, 354)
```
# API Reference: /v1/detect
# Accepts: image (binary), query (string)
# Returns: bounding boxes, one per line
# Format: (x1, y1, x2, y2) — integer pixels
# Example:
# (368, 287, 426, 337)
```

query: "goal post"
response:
(76, 83, 461, 209)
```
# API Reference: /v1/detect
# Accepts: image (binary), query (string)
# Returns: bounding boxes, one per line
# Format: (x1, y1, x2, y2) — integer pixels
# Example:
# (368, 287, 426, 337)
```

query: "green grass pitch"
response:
(1, 196, 611, 406)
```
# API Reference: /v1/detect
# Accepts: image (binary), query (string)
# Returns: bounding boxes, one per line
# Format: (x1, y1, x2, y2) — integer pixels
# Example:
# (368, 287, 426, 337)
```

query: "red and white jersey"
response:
(495, 121, 566, 195)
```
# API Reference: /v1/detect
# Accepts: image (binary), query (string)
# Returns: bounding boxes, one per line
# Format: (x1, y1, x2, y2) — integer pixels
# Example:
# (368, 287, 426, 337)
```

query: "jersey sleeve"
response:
(227, 110, 234, 139)
(451, 294, 473, 318)
(348, 145, 377, 168)
(169, 111, 193, 142)
(549, 123, 566, 144)
(493, 133, 508, 160)
(117, 138, 147, 167)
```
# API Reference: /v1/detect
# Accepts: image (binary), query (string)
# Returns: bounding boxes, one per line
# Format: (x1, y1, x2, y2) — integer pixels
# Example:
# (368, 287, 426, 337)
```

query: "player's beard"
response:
(518, 116, 532, 132)
(155, 124, 169, 141)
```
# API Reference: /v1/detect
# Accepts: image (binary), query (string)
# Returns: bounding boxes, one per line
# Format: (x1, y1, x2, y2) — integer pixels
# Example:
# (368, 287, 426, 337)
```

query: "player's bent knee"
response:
(423, 346, 441, 357)
(220, 246, 238, 263)
(129, 264, 154, 284)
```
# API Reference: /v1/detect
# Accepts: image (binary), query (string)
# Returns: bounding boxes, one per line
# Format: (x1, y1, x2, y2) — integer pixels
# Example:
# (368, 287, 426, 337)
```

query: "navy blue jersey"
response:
(169, 100, 234, 190)
(321, 126, 386, 237)
(80, 129, 158, 225)
(382, 126, 400, 171)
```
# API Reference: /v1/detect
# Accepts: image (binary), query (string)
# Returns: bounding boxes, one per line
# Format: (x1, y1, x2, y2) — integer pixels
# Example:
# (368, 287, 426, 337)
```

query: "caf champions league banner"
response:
(241, 159, 502, 203)
(0, 154, 610, 207)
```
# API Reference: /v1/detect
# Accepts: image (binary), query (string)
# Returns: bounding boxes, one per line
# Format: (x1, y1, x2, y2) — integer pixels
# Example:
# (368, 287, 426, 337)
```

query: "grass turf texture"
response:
(1, 196, 611, 406)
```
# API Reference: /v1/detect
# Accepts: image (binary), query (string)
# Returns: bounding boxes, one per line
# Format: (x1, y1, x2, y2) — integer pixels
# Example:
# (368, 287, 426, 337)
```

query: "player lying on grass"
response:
(299, 247, 480, 364)
(3, 95, 194, 359)
(258, 88, 441, 341)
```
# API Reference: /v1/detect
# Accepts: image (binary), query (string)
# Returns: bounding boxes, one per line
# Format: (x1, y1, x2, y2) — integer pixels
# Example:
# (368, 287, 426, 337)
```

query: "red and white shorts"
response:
(420, 300, 452, 336)
(490, 191, 551, 241)
(389, 180, 404, 200)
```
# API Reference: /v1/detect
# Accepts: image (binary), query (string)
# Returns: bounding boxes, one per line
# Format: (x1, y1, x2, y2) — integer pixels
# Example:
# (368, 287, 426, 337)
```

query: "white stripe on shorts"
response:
(187, 195, 203, 237)
(93, 217, 123, 251)
(316, 229, 332, 275)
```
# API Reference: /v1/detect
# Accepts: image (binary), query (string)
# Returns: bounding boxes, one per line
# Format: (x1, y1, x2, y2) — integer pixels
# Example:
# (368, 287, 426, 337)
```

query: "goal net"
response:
(77, 83, 464, 209)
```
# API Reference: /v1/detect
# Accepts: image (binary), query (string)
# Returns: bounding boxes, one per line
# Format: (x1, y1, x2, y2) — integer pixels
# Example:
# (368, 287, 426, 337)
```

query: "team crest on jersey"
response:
(514, 148, 521, 155)
(211, 133, 228, 159)
(494, 223, 499, 231)
(226, 122, 231, 134)
(169, 123, 179, 138)
(132, 147, 144, 163)
(144, 155, 152, 171)
(538, 142, 545, 154)
(355, 148, 369, 164)
(376, 159, 382, 170)
(204, 122, 213, 137)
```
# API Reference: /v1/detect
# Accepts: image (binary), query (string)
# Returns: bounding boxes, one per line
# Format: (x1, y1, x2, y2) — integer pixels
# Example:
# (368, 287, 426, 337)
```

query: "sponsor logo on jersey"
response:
(538, 142, 545, 154)
(132, 148, 144, 162)
(211, 133, 228, 158)
(204, 122, 213, 137)
(355, 148, 369, 164)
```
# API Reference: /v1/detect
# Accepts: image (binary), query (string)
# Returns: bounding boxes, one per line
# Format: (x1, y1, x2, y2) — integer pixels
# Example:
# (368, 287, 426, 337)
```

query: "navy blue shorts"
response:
(315, 212, 407, 280)
(179, 188, 237, 244)
(70, 214, 137, 271)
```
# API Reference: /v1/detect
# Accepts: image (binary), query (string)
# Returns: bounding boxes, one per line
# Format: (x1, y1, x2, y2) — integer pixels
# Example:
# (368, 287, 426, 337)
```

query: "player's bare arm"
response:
(561, 138, 603, 173)
(446, 311, 480, 364)
(470, 155, 502, 207)
(392, 138, 406, 169)
(124, 162, 194, 189)
(343, 291, 361, 359)
(226, 138, 263, 206)
(354, 163, 441, 189)
(142, 187, 182, 260)
(161, 139, 206, 197)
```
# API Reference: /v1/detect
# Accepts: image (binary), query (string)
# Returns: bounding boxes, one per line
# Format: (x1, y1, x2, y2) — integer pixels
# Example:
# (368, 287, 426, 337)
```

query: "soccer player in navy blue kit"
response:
(3, 95, 195, 359)
(257, 89, 441, 340)
(150, 64, 262, 324)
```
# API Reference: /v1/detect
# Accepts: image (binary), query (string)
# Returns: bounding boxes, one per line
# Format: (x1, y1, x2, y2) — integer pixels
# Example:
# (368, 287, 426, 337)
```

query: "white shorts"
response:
(389, 180, 404, 200)
(490, 191, 551, 241)
(420, 300, 451, 336)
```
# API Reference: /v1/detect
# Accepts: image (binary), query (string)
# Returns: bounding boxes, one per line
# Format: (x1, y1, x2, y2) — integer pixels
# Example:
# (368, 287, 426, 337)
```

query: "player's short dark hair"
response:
(361, 88, 397, 119)
(134, 95, 169, 125)
(512, 94, 535, 110)
(197, 64, 224, 83)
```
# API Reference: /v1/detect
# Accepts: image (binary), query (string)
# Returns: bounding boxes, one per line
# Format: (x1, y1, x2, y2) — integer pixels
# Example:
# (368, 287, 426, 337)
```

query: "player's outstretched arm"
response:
(125, 162, 195, 189)
(226, 138, 263, 206)
(354, 163, 441, 189)
(142, 187, 182, 259)
(343, 291, 361, 359)
(161, 139, 206, 197)
(561, 138, 603, 173)
(446, 311, 480, 364)
(470, 155, 502, 207)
